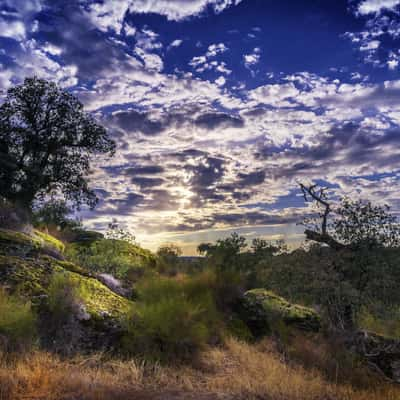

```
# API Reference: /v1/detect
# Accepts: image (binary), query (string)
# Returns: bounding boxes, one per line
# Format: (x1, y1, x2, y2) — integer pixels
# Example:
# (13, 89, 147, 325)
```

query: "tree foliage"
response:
(32, 199, 81, 231)
(105, 218, 136, 245)
(0, 77, 115, 210)
(298, 183, 400, 329)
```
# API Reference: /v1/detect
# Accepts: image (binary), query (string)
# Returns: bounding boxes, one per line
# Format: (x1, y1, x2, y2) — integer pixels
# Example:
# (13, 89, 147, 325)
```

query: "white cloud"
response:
(215, 76, 226, 86)
(388, 58, 399, 69)
(360, 39, 380, 51)
(127, 0, 243, 21)
(244, 48, 261, 68)
(170, 39, 183, 48)
(0, 19, 26, 40)
(189, 44, 230, 74)
(357, 0, 400, 14)
(123, 22, 136, 37)
(86, 0, 243, 34)
(206, 43, 228, 57)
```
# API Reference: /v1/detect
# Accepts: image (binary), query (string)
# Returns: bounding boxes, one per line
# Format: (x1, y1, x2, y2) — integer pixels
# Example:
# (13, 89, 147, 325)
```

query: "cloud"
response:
(189, 43, 231, 74)
(169, 39, 183, 48)
(83, 0, 243, 35)
(0, 19, 26, 40)
(2, 0, 400, 250)
(244, 47, 261, 69)
(126, 0, 243, 21)
(131, 176, 165, 188)
(346, 1, 400, 69)
(107, 109, 166, 135)
(194, 112, 244, 129)
(357, 0, 400, 14)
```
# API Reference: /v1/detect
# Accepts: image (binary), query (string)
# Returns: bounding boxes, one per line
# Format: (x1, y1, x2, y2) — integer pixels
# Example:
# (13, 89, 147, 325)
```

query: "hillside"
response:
(1, 227, 400, 399)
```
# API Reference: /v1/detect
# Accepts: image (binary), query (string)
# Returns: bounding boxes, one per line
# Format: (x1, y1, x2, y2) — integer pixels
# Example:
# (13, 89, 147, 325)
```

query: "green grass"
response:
(0, 287, 37, 352)
(122, 274, 220, 361)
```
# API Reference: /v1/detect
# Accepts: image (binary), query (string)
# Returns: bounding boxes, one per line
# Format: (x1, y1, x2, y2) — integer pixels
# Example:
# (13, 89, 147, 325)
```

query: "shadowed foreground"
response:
(1, 338, 399, 400)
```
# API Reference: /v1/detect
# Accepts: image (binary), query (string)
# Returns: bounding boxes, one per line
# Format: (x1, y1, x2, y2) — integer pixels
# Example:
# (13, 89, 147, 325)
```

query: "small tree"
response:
(0, 77, 115, 212)
(105, 218, 136, 245)
(299, 182, 400, 329)
(198, 232, 247, 271)
(251, 238, 286, 262)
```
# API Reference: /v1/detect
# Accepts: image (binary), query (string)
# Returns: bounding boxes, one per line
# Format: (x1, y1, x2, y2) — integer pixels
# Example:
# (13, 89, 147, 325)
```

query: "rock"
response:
(97, 273, 132, 297)
(239, 289, 321, 337)
(350, 330, 400, 383)
(76, 303, 91, 321)
(0, 228, 65, 260)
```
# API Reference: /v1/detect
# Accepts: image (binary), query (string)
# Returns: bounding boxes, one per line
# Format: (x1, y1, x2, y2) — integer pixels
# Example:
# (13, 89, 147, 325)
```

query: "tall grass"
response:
(0, 338, 399, 400)
(122, 274, 220, 362)
(0, 288, 36, 353)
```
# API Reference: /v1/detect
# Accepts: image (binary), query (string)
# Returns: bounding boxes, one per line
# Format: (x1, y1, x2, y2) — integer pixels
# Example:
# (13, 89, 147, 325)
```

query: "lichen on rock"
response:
(239, 289, 321, 337)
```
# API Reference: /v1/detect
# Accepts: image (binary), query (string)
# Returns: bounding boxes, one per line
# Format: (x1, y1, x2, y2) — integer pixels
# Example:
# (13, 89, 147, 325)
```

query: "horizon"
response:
(1, 0, 400, 255)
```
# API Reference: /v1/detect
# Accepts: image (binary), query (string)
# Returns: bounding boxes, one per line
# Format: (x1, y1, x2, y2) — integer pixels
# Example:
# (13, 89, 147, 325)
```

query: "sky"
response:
(1, 0, 400, 254)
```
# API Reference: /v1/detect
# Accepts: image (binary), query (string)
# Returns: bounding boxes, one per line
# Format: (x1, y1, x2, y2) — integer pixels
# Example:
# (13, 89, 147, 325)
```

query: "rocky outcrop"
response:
(0, 229, 134, 353)
(239, 289, 321, 337)
(349, 330, 400, 383)
(0, 228, 65, 260)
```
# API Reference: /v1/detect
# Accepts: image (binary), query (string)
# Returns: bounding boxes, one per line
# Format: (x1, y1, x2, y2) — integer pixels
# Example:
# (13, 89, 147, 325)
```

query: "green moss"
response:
(241, 289, 321, 336)
(33, 229, 65, 253)
(0, 255, 52, 297)
(0, 229, 64, 259)
(0, 229, 41, 257)
(63, 269, 132, 319)
(0, 254, 132, 321)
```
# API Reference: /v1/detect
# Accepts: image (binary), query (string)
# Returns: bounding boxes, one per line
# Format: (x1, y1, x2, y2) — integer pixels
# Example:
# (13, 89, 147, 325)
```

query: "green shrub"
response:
(47, 272, 81, 316)
(43, 273, 84, 354)
(0, 288, 37, 353)
(357, 307, 400, 338)
(122, 275, 220, 362)
(65, 238, 155, 279)
(226, 316, 254, 342)
(211, 269, 244, 312)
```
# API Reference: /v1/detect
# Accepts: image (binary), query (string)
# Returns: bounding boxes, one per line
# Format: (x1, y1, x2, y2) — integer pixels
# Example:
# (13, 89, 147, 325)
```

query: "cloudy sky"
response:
(1, 0, 400, 253)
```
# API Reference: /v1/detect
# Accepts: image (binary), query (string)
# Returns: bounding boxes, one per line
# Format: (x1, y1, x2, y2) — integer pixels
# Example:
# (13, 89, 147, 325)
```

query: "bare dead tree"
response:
(299, 183, 345, 251)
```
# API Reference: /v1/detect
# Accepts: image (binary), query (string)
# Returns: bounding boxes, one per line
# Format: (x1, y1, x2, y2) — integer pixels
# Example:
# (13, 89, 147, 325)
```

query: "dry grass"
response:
(0, 338, 399, 400)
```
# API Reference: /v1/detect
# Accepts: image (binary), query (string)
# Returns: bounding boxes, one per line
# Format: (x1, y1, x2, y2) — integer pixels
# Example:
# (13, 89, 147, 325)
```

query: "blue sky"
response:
(1, 0, 400, 253)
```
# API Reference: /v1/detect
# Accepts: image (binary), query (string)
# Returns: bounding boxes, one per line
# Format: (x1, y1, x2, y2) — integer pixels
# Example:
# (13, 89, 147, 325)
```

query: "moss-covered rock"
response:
(33, 229, 65, 254)
(239, 289, 321, 337)
(0, 254, 132, 321)
(0, 229, 136, 353)
(0, 229, 64, 260)
(0, 229, 41, 257)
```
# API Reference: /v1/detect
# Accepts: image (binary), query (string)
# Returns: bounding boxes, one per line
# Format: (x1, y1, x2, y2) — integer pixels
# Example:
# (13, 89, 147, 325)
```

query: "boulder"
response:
(350, 330, 400, 383)
(239, 289, 321, 337)
(0, 229, 134, 353)
(0, 229, 65, 260)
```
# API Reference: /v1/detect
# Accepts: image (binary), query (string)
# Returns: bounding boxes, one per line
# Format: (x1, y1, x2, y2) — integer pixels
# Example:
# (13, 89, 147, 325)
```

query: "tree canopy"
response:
(0, 77, 115, 210)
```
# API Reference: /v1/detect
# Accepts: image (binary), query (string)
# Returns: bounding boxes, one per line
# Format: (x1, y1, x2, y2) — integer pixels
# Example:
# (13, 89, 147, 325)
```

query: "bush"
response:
(0, 288, 37, 353)
(122, 275, 220, 362)
(65, 238, 155, 279)
(211, 269, 244, 312)
(42, 273, 84, 354)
